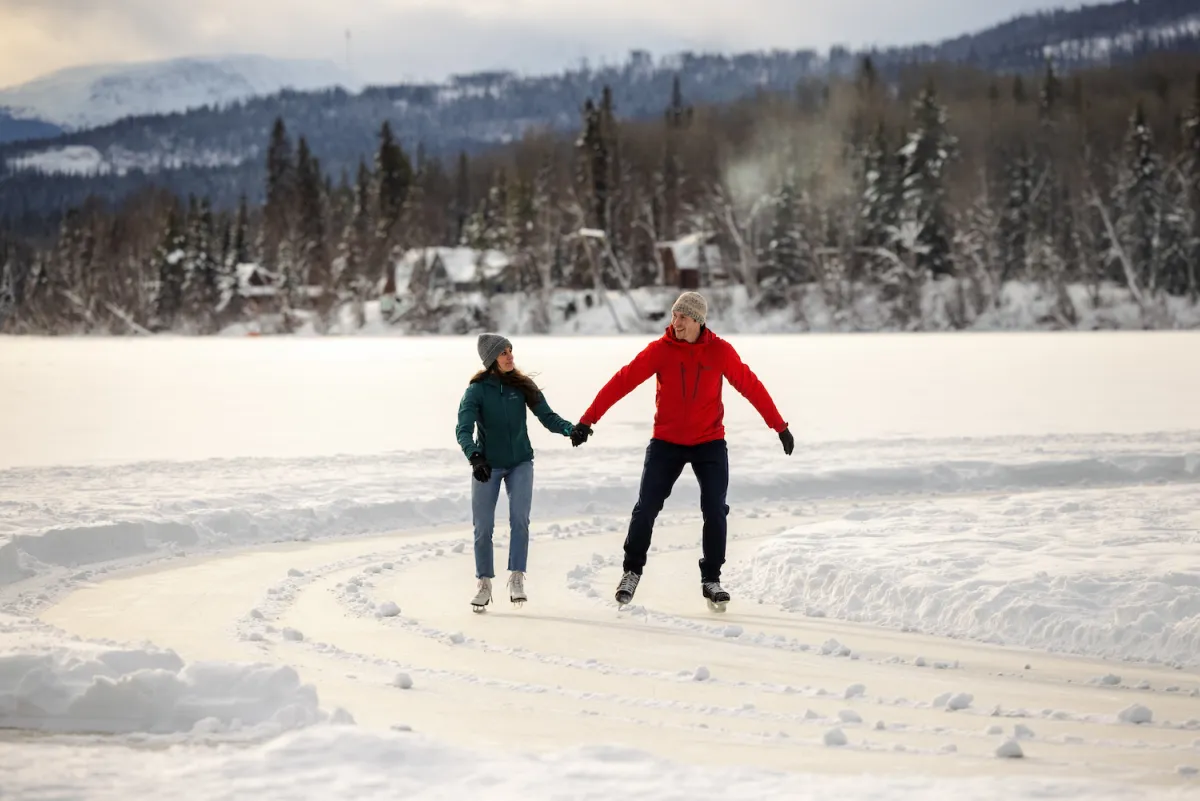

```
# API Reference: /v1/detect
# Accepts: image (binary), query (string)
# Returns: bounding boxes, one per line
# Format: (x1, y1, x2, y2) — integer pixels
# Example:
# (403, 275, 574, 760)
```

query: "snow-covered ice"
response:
(1, 333, 1199, 798)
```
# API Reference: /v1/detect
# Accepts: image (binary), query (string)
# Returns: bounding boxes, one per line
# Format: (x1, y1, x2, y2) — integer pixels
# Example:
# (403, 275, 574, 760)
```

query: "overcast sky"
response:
(1, 0, 1068, 89)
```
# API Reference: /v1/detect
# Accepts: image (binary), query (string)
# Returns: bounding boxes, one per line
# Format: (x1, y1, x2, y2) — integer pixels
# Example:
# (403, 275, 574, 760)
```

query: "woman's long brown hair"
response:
(469, 365, 543, 409)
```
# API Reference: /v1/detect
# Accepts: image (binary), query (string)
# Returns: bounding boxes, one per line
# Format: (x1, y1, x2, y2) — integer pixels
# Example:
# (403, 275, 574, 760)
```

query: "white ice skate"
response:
(508, 571, 527, 607)
(471, 577, 492, 613)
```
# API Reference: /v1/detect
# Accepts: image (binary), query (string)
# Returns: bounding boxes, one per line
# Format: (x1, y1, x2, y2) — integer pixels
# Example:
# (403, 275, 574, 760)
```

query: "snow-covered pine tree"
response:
(337, 161, 372, 298)
(1184, 73, 1200, 300)
(153, 204, 187, 330)
(452, 151, 471, 245)
(185, 197, 220, 330)
(898, 80, 958, 279)
(1158, 166, 1193, 297)
(0, 254, 14, 329)
(999, 141, 1035, 282)
(759, 174, 804, 307)
(511, 176, 541, 292)
(856, 121, 901, 281)
(231, 195, 251, 268)
(1114, 102, 1164, 294)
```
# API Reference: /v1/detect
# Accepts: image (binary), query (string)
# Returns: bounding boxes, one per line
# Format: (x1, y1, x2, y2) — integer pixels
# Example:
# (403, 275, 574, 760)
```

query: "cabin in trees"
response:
(657, 232, 724, 288)
(391, 247, 516, 298)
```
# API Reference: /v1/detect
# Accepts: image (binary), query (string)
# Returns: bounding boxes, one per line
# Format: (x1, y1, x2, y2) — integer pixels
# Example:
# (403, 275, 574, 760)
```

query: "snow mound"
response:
(0, 615, 330, 735)
(995, 738, 1025, 758)
(823, 727, 848, 746)
(736, 483, 1200, 666)
(1119, 704, 1154, 725)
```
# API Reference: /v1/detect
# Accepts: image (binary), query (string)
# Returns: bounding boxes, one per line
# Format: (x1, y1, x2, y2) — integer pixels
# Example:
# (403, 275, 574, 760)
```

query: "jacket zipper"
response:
(679, 363, 686, 401)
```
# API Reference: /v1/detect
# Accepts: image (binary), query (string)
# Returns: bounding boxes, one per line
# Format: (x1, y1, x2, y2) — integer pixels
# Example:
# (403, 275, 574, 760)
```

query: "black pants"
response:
(623, 438, 730, 582)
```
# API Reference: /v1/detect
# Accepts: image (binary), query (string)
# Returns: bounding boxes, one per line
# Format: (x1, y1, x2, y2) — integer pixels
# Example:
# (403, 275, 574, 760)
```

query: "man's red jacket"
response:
(579, 326, 787, 446)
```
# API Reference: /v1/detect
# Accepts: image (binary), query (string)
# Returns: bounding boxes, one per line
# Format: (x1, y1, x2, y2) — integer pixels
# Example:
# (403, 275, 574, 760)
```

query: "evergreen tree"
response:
(185, 197, 220, 328)
(153, 204, 187, 329)
(898, 81, 958, 277)
(1184, 73, 1200, 299)
(857, 121, 901, 279)
(337, 160, 373, 295)
(1115, 103, 1164, 292)
(761, 175, 805, 302)
(375, 122, 413, 242)
(231, 194, 251, 266)
(453, 151, 471, 245)
(0, 256, 14, 329)
(1038, 61, 1061, 124)
(262, 117, 295, 272)
(999, 142, 1035, 282)
(295, 136, 329, 287)
(662, 74, 691, 241)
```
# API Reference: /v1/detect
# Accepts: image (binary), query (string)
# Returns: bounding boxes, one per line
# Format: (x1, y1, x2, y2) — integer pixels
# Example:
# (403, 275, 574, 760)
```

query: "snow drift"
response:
(0, 614, 339, 735)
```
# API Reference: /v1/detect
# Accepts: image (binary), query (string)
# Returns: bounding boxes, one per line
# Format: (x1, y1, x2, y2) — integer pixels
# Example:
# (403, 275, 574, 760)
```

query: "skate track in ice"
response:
(12, 477, 1200, 798)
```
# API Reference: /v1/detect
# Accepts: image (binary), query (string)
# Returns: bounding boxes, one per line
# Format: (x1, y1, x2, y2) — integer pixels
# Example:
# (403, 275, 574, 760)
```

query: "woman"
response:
(455, 332, 577, 612)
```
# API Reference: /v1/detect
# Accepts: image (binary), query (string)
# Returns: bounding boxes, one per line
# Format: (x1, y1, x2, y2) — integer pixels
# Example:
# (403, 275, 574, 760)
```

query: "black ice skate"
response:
(702, 581, 730, 612)
(614, 570, 640, 606)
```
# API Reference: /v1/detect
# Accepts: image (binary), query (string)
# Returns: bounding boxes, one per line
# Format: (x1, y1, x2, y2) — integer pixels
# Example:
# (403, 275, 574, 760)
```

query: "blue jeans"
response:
(471, 460, 533, 578)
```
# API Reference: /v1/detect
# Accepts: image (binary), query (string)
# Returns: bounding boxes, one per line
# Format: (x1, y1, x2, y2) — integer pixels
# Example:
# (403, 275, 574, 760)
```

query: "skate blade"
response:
(511, 599, 525, 607)
(471, 604, 488, 613)
(706, 599, 728, 613)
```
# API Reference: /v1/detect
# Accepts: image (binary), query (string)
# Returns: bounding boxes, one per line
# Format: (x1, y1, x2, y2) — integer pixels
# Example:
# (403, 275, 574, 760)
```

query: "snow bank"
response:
(319, 279, 1200, 338)
(735, 483, 1200, 666)
(0, 614, 337, 735)
(0, 724, 1183, 801)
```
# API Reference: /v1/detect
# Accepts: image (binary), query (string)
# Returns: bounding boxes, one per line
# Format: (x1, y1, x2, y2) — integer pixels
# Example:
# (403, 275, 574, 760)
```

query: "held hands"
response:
(569, 423, 592, 447)
(468, 452, 492, 482)
(778, 426, 794, 456)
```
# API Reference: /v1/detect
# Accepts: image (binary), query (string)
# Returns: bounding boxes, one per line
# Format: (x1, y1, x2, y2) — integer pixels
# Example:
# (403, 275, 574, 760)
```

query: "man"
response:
(570, 291, 793, 610)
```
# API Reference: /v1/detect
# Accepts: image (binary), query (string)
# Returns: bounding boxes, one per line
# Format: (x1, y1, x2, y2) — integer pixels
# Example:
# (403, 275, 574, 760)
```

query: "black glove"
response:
(778, 426, 794, 456)
(570, 423, 592, 447)
(469, 452, 492, 482)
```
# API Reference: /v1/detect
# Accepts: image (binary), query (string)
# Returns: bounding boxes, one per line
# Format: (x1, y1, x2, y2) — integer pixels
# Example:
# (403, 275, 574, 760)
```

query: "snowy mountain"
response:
(0, 55, 362, 133)
(1, 0, 1198, 215)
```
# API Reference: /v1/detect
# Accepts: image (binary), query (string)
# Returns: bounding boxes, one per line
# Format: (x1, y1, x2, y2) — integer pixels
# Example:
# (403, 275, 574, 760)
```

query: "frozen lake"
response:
(2, 331, 1199, 469)
(3, 330, 1200, 797)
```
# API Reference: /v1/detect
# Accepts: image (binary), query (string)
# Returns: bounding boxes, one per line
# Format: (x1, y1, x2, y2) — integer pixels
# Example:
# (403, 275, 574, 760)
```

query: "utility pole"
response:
(345, 29, 352, 73)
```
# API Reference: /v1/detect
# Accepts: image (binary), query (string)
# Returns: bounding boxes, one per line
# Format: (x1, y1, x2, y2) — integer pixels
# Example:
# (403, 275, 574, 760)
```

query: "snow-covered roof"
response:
(663, 233, 719, 271)
(235, 262, 278, 296)
(400, 247, 510, 284)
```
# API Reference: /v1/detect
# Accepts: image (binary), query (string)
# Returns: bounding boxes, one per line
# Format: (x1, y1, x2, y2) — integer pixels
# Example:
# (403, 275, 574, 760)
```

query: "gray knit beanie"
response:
(477, 332, 512, 367)
(671, 291, 708, 326)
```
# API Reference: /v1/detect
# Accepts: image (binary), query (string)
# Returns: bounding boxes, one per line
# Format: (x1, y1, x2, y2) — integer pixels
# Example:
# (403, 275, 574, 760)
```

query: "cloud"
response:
(0, 0, 1064, 89)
